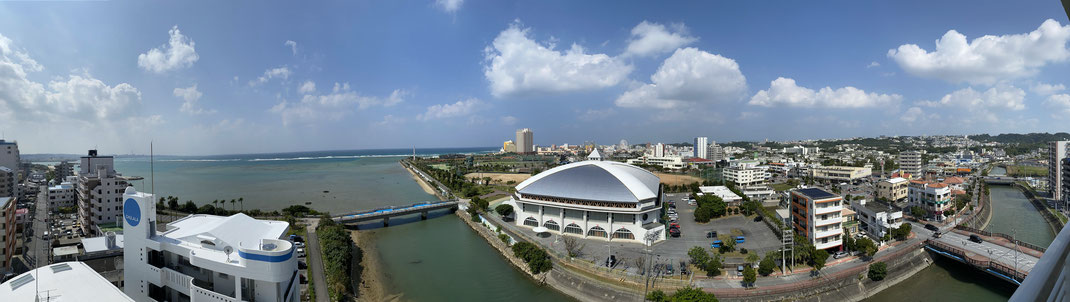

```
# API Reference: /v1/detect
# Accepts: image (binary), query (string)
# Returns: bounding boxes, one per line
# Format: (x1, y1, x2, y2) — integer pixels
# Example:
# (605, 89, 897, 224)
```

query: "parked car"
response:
(666, 263, 674, 275)
(297, 248, 306, 258)
(969, 234, 984, 243)
(669, 228, 681, 237)
(679, 261, 689, 275)
(735, 236, 745, 243)
(833, 251, 848, 259)
(711, 240, 723, 248)
(933, 231, 942, 238)
(706, 231, 717, 239)
(294, 241, 305, 248)
(925, 224, 938, 231)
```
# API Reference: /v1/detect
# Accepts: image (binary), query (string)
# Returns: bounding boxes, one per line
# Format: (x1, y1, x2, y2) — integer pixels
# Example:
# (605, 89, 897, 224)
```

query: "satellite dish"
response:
(223, 246, 233, 262)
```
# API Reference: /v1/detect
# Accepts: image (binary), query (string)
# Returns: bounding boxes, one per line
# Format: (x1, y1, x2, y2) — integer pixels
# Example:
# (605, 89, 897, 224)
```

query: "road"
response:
(24, 185, 50, 269)
(930, 229, 1040, 273)
(305, 222, 329, 302)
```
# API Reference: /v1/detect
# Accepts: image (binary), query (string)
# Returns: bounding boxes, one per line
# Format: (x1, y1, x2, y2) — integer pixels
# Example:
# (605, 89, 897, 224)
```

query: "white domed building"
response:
(506, 160, 665, 245)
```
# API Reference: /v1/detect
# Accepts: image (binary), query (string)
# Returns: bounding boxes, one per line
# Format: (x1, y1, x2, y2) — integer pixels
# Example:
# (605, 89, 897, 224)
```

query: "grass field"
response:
(1049, 208, 1069, 224)
(1007, 165, 1046, 177)
(655, 172, 703, 186)
(464, 172, 531, 184)
(770, 183, 794, 191)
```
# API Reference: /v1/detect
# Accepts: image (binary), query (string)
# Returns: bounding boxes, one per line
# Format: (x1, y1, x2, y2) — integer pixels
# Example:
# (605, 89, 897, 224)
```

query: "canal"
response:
(866, 177, 1053, 301)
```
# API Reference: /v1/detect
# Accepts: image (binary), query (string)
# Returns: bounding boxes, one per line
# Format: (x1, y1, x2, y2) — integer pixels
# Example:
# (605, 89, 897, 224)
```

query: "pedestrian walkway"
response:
(306, 220, 329, 302)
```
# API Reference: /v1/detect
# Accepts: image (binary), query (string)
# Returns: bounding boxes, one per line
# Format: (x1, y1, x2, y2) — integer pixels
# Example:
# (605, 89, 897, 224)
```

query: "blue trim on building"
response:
(239, 248, 294, 263)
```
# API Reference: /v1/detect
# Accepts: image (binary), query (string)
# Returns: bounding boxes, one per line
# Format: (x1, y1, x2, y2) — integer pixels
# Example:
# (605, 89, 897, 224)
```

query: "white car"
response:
(295, 241, 305, 248)
(296, 248, 306, 258)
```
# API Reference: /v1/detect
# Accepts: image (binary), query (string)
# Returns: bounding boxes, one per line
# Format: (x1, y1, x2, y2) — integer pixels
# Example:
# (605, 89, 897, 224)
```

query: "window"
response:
(611, 228, 634, 240)
(523, 217, 538, 227)
(587, 226, 607, 238)
(543, 220, 560, 231)
(564, 223, 583, 234)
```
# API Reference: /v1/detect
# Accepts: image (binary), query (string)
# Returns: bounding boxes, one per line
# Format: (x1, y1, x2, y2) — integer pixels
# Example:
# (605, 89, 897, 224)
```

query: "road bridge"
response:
(331, 200, 459, 228)
(924, 226, 1044, 285)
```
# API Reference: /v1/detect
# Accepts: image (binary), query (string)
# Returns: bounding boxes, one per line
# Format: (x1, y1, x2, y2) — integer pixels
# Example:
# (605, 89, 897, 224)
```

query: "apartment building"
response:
(123, 188, 300, 302)
(876, 177, 908, 202)
(898, 150, 922, 177)
(0, 197, 15, 274)
(0, 167, 14, 198)
(1050, 141, 1069, 201)
(627, 155, 685, 170)
(908, 180, 953, 221)
(724, 160, 770, 186)
(790, 188, 843, 251)
(811, 166, 872, 184)
(48, 176, 79, 211)
(77, 150, 130, 235)
(851, 199, 904, 239)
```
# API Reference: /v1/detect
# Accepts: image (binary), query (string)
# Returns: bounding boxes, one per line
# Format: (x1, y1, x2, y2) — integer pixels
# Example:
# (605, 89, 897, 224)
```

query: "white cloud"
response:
(418, 98, 481, 120)
(578, 108, 616, 121)
(376, 114, 406, 126)
(173, 84, 214, 115)
(250, 66, 291, 86)
(1046, 94, 1070, 116)
(920, 85, 1025, 123)
(298, 80, 316, 94)
(137, 25, 199, 73)
(622, 21, 697, 57)
(270, 84, 407, 126)
(616, 47, 746, 109)
(483, 21, 633, 98)
(1032, 82, 1065, 96)
(284, 40, 297, 56)
(435, 0, 463, 13)
(501, 115, 517, 125)
(748, 77, 901, 108)
(867, 61, 880, 68)
(888, 19, 1070, 84)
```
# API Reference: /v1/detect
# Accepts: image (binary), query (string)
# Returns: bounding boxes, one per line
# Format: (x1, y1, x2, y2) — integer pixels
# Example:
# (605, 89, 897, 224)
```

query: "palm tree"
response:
(230, 199, 236, 212)
(239, 197, 244, 212)
(212, 200, 219, 209)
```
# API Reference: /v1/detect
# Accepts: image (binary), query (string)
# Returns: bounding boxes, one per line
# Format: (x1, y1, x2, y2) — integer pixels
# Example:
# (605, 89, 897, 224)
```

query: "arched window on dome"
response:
(543, 220, 560, 231)
(587, 226, 607, 238)
(523, 217, 539, 227)
(611, 228, 634, 240)
(564, 223, 583, 235)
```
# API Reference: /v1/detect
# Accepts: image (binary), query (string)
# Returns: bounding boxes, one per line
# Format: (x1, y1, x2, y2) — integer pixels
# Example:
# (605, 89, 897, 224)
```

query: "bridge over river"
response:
(331, 200, 459, 228)
(924, 226, 1044, 285)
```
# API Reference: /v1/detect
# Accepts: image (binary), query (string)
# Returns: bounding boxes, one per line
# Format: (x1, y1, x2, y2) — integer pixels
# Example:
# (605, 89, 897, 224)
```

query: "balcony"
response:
(814, 216, 840, 227)
(814, 227, 842, 239)
(814, 204, 841, 215)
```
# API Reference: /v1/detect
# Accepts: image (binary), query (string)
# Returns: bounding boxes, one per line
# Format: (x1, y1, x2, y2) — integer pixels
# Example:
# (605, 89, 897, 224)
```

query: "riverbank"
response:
(1011, 183, 1064, 234)
(351, 230, 395, 302)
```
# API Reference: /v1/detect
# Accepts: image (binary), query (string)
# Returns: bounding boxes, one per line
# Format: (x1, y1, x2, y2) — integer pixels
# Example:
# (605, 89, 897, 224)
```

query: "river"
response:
(866, 178, 1053, 301)
(74, 149, 571, 302)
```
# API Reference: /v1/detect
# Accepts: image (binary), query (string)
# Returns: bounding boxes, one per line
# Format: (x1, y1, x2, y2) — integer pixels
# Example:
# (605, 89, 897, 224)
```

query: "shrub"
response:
(704, 255, 722, 277)
(510, 242, 553, 274)
(317, 217, 356, 300)
(688, 246, 711, 266)
(758, 256, 776, 276)
(498, 234, 510, 244)
(868, 262, 888, 281)
(666, 286, 718, 301)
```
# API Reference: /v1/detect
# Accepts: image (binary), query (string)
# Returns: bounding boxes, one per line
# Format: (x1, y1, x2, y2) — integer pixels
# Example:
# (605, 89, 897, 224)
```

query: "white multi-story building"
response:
(654, 143, 666, 157)
(898, 150, 922, 177)
(694, 137, 708, 159)
(516, 128, 534, 154)
(1050, 141, 1069, 202)
(507, 161, 665, 246)
(742, 185, 778, 203)
(811, 166, 872, 184)
(706, 142, 724, 161)
(0, 167, 14, 198)
(790, 188, 843, 251)
(908, 180, 953, 221)
(0, 139, 19, 183)
(77, 150, 130, 235)
(48, 176, 78, 211)
(0, 262, 133, 301)
(0, 197, 15, 274)
(626, 155, 685, 170)
(723, 160, 770, 186)
(851, 199, 904, 240)
(123, 188, 300, 302)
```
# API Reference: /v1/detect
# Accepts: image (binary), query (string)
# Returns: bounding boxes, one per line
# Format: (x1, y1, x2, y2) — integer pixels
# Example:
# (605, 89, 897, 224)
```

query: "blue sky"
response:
(1, 1, 1068, 155)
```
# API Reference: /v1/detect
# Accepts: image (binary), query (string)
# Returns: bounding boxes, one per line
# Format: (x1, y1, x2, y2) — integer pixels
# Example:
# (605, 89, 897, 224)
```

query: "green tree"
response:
(893, 223, 911, 241)
(868, 262, 888, 281)
(167, 197, 179, 211)
(495, 204, 514, 217)
(746, 253, 759, 264)
(758, 256, 776, 276)
(230, 199, 236, 211)
(856, 237, 878, 258)
(646, 290, 667, 302)
(705, 254, 722, 277)
(910, 206, 927, 219)
(667, 287, 718, 302)
(743, 265, 756, 287)
(688, 246, 711, 267)
(811, 249, 829, 272)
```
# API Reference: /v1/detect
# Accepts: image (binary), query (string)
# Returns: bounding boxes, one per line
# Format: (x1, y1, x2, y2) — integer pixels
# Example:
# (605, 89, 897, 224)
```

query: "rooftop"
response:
(860, 200, 900, 214)
(516, 160, 660, 203)
(0, 262, 132, 301)
(699, 186, 743, 200)
(795, 188, 838, 200)
(884, 177, 908, 184)
(162, 213, 289, 250)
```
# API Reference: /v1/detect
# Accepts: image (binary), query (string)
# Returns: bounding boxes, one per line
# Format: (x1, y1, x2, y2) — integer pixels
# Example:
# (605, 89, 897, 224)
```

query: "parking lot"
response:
(512, 192, 785, 277)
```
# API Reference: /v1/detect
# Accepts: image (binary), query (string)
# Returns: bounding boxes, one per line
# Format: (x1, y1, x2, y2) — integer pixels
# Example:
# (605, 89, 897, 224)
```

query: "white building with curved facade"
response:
(506, 160, 665, 245)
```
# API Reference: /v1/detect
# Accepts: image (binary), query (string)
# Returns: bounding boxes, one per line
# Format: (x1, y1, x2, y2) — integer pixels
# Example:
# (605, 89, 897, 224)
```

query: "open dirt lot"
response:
(464, 172, 531, 184)
(655, 173, 703, 186)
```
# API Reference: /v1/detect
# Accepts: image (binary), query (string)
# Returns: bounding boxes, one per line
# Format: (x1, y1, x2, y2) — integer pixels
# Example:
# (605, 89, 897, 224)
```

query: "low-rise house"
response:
(698, 186, 744, 207)
(851, 199, 904, 239)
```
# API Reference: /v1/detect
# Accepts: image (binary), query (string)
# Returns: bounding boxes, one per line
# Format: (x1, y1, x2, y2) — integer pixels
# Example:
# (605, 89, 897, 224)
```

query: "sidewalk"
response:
(305, 220, 329, 302)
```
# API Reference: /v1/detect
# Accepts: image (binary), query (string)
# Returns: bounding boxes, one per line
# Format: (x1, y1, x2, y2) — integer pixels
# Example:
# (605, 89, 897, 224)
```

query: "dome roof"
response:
(515, 160, 660, 203)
